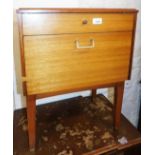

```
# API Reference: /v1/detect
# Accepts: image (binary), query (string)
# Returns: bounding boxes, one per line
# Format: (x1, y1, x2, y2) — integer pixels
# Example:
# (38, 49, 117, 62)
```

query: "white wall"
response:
(13, 0, 141, 127)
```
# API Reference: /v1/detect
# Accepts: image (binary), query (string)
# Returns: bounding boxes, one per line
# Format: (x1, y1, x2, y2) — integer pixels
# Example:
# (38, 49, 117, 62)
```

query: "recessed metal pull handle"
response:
(75, 39, 95, 49)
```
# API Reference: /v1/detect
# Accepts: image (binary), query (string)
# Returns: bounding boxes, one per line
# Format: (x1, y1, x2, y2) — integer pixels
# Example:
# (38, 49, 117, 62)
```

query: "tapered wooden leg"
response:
(114, 82, 124, 130)
(91, 89, 96, 102)
(26, 95, 36, 151)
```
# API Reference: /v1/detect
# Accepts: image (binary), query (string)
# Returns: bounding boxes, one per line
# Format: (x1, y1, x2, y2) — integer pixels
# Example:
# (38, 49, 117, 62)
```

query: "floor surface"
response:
(13, 95, 140, 155)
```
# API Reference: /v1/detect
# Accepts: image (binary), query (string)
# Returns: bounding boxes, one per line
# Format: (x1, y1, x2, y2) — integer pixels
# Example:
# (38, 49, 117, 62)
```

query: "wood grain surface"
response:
(17, 8, 138, 14)
(24, 32, 132, 95)
(22, 13, 134, 35)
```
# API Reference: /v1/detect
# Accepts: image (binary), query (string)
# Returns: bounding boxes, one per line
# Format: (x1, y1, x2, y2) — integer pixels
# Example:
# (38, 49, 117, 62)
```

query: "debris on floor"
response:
(22, 123, 28, 131)
(56, 123, 64, 132)
(60, 132, 67, 139)
(17, 115, 27, 126)
(103, 115, 112, 121)
(43, 129, 48, 133)
(41, 136, 48, 142)
(83, 135, 94, 150)
(101, 131, 113, 140)
(118, 136, 128, 145)
(57, 150, 73, 155)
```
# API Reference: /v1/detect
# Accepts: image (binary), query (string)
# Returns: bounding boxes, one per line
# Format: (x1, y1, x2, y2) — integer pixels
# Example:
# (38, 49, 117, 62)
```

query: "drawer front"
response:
(24, 32, 132, 95)
(23, 13, 134, 35)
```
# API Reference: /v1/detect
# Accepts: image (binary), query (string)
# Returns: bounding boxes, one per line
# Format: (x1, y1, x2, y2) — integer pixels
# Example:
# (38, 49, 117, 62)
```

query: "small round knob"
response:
(82, 19, 88, 25)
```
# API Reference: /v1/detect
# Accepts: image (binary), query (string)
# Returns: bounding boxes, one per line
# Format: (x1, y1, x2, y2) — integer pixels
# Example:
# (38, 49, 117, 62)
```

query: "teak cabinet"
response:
(17, 8, 138, 151)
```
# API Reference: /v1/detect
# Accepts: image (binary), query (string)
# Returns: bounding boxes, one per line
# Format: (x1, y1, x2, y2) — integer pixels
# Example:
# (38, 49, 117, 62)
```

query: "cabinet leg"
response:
(91, 89, 96, 102)
(26, 95, 36, 151)
(114, 82, 124, 130)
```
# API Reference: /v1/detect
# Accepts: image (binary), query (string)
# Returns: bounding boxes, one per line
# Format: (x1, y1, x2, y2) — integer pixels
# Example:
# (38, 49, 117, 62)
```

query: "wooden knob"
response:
(82, 19, 88, 25)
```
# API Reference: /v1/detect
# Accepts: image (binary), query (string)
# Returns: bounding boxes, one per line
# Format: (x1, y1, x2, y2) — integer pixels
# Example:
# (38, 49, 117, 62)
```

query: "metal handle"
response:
(75, 39, 95, 49)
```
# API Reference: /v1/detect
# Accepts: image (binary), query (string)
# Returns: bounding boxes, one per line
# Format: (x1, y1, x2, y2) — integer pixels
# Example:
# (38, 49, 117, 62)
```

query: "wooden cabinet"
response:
(17, 8, 138, 151)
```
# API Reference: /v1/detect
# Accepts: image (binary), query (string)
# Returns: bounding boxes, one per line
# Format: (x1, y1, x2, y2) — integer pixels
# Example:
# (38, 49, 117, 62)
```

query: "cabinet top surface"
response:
(17, 8, 138, 14)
